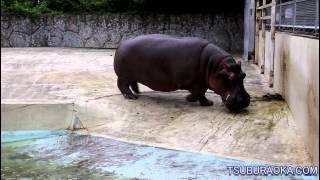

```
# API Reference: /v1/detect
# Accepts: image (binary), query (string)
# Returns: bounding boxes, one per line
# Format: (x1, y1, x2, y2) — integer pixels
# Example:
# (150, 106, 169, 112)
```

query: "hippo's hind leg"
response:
(130, 82, 140, 94)
(117, 77, 137, 99)
(187, 85, 213, 106)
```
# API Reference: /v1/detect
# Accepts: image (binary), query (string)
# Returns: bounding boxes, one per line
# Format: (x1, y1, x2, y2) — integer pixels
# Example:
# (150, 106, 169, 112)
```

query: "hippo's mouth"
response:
(225, 94, 231, 102)
(222, 93, 231, 104)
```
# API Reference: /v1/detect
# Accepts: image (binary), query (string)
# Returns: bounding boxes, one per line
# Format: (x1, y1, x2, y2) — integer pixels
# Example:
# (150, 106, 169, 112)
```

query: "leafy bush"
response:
(1, 0, 146, 16)
(1, 0, 244, 17)
(1, 0, 60, 17)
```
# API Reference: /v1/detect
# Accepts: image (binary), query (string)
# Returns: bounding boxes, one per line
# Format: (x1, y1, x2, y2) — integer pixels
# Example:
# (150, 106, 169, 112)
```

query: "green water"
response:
(1, 139, 134, 180)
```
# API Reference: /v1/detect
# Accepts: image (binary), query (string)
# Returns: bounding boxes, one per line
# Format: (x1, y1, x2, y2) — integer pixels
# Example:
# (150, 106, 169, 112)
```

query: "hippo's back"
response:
(114, 34, 208, 82)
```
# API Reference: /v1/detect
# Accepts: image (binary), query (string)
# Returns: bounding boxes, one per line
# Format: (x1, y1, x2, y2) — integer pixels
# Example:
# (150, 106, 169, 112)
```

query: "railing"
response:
(272, 0, 319, 37)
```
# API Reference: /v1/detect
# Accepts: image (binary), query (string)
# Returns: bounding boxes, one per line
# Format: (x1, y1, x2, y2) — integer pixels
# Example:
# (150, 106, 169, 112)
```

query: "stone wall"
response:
(259, 31, 319, 166)
(1, 14, 243, 52)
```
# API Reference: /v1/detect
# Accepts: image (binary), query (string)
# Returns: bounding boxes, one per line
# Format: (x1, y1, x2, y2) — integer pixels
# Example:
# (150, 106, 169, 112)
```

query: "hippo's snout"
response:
(224, 92, 250, 111)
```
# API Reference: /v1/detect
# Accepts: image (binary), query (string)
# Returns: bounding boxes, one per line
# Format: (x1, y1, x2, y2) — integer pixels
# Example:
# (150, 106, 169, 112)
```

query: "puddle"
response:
(1, 131, 317, 180)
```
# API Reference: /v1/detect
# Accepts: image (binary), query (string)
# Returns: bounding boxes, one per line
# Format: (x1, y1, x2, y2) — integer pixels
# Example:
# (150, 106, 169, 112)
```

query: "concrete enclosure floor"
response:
(1, 47, 312, 165)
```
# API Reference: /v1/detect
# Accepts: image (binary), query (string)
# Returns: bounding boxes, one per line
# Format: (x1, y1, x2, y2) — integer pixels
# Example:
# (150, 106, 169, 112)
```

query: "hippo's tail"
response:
(130, 82, 140, 94)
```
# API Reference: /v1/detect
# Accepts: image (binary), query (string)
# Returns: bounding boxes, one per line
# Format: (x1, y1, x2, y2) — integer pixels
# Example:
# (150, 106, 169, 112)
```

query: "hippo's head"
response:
(208, 60, 250, 111)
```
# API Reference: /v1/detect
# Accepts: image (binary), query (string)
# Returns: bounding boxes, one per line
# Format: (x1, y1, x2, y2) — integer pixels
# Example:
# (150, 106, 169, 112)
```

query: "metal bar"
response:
(260, 16, 272, 20)
(279, 0, 282, 28)
(279, 1, 295, 6)
(295, 0, 311, 3)
(257, 3, 275, 9)
(261, 0, 266, 74)
(316, 0, 319, 35)
(293, 0, 296, 32)
(278, 0, 309, 4)
(275, 24, 319, 29)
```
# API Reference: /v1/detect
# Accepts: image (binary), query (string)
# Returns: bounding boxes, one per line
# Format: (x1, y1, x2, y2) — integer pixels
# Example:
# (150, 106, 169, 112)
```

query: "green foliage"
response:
(1, 0, 60, 17)
(1, 0, 5, 14)
(0, 0, 247, 16)
(1, 0, 148, 17)
(78, 0, 114, 14)
(45, 0, 80, 14)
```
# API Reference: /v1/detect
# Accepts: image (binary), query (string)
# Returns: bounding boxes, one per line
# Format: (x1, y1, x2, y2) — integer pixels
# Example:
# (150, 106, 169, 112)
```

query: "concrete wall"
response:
(243, 0, 255, 60)
(1, 14, 243, 52)
(264, 31, 272, 78)
(257, 31, 319, 166)
(1, 103, 74, 130)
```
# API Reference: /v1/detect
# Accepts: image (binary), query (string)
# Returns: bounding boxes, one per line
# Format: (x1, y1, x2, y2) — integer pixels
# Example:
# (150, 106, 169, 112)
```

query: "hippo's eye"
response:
(215, 71, 229, 80)
(229, 73, 235, 80)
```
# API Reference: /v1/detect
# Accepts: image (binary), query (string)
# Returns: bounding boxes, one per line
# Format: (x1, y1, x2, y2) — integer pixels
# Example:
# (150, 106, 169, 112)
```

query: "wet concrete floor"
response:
(1, 47, 312, 166)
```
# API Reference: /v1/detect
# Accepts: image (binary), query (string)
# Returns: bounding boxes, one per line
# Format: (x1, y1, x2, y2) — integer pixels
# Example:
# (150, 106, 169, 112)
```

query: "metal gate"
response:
(254, 0, 319, 87)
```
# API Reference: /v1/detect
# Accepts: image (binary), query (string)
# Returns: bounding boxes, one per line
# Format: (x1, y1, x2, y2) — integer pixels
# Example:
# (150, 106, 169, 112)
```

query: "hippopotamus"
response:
(114, 34, 250, 111)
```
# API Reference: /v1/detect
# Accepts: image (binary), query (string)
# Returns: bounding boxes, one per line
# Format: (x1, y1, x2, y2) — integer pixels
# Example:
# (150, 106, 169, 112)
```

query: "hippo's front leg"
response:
(186, 85, 213, 106)
(198, 95, 213, 106)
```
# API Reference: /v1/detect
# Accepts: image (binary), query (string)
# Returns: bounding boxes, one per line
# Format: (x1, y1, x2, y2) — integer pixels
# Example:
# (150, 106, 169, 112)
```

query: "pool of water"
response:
(1, 131, 317, 180)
